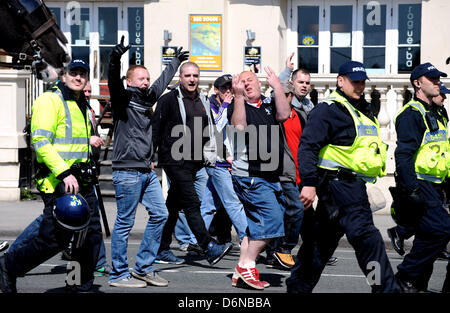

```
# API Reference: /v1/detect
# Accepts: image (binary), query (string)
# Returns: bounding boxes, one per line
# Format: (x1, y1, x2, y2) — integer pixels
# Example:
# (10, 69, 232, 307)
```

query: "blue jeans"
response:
(9, 208, 108, 270)
(268, 181, 304, 254)
(174, 167, 208, 247)
(201, 167, 248, 240)
(110, 170, 168, 282)
(8, 214, 44, 254)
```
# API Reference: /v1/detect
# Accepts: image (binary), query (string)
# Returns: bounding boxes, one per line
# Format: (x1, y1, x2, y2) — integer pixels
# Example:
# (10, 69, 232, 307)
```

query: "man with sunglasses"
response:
(0, 59, 103, 293)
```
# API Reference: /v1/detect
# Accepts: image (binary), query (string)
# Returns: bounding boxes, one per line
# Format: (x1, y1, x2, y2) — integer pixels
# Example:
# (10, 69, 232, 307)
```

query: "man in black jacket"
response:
(152, 62, 233, 266)
(108, 36, 189, 288)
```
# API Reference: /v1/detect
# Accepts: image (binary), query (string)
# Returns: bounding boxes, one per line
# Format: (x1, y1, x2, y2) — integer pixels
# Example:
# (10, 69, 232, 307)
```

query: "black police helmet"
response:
(53, 194, 91, 231)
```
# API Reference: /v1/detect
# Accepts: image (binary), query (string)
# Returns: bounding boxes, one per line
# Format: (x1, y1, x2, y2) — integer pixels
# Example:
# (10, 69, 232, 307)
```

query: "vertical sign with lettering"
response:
(398, 4, 421, 72)
(129, 7, 144, 66)
(189, 14, 222, 71)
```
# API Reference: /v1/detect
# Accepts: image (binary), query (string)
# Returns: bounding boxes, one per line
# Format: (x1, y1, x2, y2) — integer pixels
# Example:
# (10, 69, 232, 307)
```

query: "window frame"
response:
(289, 0, 422, 75)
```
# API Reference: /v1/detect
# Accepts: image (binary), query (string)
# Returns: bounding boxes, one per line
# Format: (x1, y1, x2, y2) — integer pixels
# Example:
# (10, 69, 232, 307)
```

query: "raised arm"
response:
(147, 47, 189, 104)
(265, 66, 290, 122)
(230, 74, 247, 130)
(108, 36, 131, 114)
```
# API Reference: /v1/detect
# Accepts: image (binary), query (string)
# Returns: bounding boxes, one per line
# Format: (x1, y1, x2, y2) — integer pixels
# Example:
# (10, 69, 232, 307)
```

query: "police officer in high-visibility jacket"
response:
(393, 63, 450, 292)
(0, 59, 103, 293)
(286, 61, 399, 293)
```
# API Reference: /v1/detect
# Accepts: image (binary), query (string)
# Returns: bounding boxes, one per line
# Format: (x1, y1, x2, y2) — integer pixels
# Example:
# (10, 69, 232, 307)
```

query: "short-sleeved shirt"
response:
(227, 95, 284, 181)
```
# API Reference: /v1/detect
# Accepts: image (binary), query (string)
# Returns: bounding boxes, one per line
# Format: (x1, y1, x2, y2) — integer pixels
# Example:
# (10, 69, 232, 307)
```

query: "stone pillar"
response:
(0, 70, 31, 201)
(386, 86, 398, 141)
(378, 88, 390, 141)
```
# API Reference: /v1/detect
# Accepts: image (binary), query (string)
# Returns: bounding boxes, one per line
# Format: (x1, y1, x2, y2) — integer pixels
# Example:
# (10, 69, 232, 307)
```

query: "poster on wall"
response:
(244, 46, 261, 73)
(189, 14, 222, 71)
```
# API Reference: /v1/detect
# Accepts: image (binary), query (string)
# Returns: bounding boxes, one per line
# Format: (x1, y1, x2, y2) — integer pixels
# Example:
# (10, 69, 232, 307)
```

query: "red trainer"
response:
(233, 265, 269, 289)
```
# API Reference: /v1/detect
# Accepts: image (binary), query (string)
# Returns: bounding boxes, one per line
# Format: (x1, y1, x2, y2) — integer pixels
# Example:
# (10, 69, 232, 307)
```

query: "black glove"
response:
(406, 188, 427, 211)
(112, 35, 131, 57)
(175, 47, 189, 63)
(389, 186, 426, 227)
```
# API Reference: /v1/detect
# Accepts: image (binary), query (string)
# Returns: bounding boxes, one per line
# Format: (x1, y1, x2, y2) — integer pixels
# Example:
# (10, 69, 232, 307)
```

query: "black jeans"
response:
(5, 185, 102, 290)
(159, 162, 212, 252)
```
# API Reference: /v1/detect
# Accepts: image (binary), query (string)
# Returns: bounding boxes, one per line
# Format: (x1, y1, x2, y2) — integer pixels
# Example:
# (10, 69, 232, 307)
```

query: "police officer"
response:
(0, 59, 103, 293)
(286, 61, 399, 293)
(393, 63, 450, 292)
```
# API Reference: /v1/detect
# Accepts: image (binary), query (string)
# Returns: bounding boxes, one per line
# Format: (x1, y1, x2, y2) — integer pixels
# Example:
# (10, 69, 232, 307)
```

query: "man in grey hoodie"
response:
(278, 52, 315, 122)
(108, 36, 188, 288)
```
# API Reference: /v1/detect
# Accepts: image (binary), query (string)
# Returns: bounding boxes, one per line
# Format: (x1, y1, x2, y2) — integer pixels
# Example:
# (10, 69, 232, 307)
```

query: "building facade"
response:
(0, 0, 449, 201)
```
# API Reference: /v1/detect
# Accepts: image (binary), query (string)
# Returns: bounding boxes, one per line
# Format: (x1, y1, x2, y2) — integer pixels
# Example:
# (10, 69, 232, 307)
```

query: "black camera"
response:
(71, 161, 99, 185)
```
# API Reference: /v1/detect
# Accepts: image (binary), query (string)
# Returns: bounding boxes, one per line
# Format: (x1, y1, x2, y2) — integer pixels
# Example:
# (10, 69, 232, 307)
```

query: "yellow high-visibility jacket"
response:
(32, 86, 91, 193)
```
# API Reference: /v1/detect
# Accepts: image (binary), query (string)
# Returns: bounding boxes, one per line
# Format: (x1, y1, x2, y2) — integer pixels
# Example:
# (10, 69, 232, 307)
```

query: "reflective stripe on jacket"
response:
(317, 90, 387, 183)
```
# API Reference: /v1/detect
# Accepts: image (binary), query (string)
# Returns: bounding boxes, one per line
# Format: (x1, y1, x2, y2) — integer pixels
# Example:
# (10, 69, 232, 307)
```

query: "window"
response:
(48, 7, 61, 25)
(71, 7, 90, 63)
(289, 0, 421, 74)
(330, 5, 353, 73)
(297, 6, 319, 73)
(363, 3, 386, 73)
(98, 7, 118, 83)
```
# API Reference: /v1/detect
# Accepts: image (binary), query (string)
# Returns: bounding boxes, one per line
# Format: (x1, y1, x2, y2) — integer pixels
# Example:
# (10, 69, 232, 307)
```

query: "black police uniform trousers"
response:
(4, 185, 102, 290)
(159, 161, 213, 252)
(396, 180, 450, 290)
(286, 178, 399, 293)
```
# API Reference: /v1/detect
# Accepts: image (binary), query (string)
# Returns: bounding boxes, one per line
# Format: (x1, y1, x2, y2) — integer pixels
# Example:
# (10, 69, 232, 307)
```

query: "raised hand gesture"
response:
(112, 35, 131, 57)
(232, 74, 245, 97)
(286, 52, 295, 70)
(264, 66, 282, 89)
(176, 47, 189, 63)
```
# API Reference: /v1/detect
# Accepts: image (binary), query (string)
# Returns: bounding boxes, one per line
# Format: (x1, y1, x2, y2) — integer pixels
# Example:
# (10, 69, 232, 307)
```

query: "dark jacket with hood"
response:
(108, 54, 181, 170)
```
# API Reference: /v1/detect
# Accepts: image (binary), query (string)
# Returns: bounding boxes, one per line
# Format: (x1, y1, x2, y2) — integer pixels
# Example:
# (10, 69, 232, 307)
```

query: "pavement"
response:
(0, 198, 414, 252)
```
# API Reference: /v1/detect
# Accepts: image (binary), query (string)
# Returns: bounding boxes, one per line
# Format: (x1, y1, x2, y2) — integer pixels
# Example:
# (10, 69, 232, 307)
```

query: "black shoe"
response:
(326, 257, 338, 266)
(442, 277, 450, 293)
(437, 249, 450, 261)
(187, 243, 204, 256)
(0, 256, 17, 293)
(387, 227, 405, 256)
(61, 247, 72, 261)
(265, 253, 277, 267)
(395, 273, 420, 293)
(0, 241, 8, 253)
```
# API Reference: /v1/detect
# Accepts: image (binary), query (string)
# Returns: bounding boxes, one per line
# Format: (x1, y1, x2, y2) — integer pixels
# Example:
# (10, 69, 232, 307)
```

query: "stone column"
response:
(386, 86, 398, 141)
(378, 87, 390, 141)
(0, 70, 31, 201)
